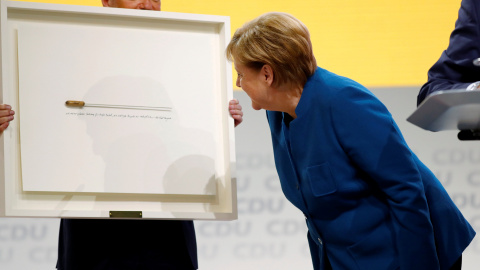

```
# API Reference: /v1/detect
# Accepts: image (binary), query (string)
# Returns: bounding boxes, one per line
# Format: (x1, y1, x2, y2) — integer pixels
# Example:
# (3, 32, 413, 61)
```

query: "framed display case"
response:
(0, 0, 237, 220)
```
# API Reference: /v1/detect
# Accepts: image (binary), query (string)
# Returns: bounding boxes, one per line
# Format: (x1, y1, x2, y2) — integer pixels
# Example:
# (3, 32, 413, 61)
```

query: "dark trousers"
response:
(450, 255, 462, 270)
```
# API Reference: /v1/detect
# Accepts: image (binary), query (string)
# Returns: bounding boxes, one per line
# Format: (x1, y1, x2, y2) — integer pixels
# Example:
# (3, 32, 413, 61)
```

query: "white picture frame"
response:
(0, 0, 237, 220)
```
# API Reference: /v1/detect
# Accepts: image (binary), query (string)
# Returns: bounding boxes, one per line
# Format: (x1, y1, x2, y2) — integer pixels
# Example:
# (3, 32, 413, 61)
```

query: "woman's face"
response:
(234, 62, 271, 111)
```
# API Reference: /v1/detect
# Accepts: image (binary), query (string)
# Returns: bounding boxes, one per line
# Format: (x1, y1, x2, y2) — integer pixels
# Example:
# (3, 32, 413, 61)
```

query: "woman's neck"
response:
(277, 84, 303, 119)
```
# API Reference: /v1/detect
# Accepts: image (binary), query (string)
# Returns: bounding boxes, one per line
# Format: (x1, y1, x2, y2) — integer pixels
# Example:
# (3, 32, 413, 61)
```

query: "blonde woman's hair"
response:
(226, 12, 317, 88)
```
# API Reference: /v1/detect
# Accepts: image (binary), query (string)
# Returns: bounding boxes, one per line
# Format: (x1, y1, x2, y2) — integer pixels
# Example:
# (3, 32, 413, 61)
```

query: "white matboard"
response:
(17, 22, 218, 195)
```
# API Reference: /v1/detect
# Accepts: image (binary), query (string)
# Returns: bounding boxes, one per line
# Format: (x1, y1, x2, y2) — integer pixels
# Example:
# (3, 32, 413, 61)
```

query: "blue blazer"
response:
(418, 0, 480, 105)
(267, 67, 475, 270)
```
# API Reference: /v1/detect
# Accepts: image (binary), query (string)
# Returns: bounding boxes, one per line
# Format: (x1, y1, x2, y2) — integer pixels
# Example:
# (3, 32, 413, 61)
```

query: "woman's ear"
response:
(261, 65, 274, 86)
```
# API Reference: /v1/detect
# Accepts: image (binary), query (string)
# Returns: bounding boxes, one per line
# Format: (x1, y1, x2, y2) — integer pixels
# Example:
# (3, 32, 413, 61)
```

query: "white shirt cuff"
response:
(466, 81, 480, 91)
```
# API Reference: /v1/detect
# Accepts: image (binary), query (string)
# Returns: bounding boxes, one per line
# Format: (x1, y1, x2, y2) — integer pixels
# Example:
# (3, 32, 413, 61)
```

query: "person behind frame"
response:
(0, 1, 244, 269)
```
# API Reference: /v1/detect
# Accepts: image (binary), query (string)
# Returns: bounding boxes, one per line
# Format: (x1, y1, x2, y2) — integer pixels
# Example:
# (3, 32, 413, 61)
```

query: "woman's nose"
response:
(138, 0, 154, 10)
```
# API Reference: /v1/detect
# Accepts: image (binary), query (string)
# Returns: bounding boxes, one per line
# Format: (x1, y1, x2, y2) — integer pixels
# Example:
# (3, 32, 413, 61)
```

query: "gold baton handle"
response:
(65, 100, 85, 107)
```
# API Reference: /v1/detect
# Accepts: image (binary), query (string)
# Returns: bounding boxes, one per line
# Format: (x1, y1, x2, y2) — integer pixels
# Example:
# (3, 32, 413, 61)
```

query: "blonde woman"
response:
(227, 12, 474, 270)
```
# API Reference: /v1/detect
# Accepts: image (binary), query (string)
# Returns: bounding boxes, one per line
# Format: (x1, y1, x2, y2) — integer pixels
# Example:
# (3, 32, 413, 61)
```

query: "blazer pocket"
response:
(347, 227, 399, 270)
(307, 163, 337, 197)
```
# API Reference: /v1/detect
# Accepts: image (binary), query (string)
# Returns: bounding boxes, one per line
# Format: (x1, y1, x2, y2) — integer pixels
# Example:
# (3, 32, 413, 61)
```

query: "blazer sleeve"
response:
(418, 0, 480, 105)
(330, 86, 440, 270)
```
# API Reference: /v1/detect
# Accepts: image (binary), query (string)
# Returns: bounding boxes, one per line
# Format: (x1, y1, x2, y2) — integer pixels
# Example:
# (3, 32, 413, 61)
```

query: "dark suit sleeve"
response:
(418, 0, 480, 105)
(331, 86, 440, 269)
